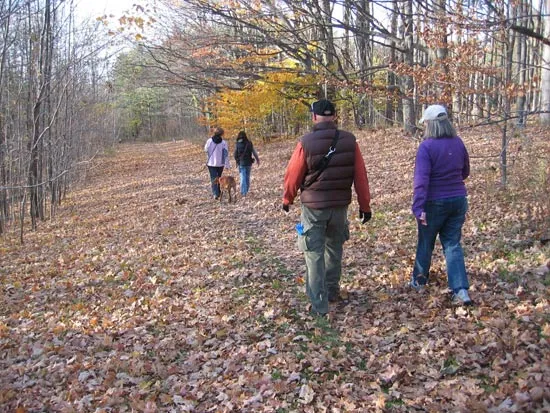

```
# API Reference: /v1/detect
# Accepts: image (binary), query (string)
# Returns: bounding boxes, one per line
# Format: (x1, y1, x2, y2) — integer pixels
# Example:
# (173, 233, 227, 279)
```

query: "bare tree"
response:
(542, 0, 550, 125)
(0, 0, 130, 240)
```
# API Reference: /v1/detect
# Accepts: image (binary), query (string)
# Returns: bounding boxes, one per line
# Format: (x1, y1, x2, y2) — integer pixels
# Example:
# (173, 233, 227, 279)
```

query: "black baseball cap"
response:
(310, 99, 336, 116)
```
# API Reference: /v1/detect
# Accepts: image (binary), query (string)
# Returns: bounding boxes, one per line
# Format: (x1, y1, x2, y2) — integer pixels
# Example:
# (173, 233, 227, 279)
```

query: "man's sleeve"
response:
(353, 143, 371, 213)
(282, 143, 307, 205)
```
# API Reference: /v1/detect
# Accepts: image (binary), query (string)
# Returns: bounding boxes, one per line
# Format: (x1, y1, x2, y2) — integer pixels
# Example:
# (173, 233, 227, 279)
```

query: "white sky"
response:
(75, 0, 138, 20)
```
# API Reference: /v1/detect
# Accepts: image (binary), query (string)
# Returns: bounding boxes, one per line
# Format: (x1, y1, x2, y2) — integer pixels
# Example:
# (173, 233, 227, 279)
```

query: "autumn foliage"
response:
(0, 126, 549, 411)
(200, 66, 316, 139)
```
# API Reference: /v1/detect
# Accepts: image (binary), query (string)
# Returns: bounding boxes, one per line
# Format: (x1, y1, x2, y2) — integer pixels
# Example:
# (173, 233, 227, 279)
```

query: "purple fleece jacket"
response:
(412, 136, 470, 219)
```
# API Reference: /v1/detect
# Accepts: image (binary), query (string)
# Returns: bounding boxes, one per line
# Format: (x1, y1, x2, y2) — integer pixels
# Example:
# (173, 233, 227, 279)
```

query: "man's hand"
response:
(282, 204, 289, 213)
(359, 210, 371, 224)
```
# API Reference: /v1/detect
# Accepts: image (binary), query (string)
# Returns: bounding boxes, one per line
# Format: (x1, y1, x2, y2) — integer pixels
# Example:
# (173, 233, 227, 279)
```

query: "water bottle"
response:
(295, 223, 304, 235)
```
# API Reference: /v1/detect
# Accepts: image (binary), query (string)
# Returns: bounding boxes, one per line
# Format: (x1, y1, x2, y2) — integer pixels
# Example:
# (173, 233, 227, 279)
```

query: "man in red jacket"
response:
(282, 99, 372, 317)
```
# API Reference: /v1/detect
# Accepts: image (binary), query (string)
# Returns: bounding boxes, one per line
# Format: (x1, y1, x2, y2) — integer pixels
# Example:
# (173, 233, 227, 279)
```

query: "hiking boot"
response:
(409, 274, 428, 291)
(452, 289, 473, 306)
(309, 309, 328, 319)
(306, 303, 328, 318)
(328, 290, 349, 304)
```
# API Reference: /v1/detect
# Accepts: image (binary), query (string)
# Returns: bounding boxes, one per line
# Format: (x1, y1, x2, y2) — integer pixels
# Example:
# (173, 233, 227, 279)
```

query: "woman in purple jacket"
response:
(411, 105, 472, 306)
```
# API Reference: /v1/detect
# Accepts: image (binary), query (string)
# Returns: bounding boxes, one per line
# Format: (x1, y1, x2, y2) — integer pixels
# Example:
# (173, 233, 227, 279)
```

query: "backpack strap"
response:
(301, 130, 340, 189)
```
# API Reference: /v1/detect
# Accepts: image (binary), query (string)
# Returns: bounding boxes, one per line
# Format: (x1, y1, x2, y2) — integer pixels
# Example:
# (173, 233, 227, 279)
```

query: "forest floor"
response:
(1, 126, 549, 412)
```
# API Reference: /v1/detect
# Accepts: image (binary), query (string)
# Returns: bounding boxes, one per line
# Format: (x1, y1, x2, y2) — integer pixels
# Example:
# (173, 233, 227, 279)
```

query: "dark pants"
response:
(413, 196, 469, 292)
(208, 166, 224, 197)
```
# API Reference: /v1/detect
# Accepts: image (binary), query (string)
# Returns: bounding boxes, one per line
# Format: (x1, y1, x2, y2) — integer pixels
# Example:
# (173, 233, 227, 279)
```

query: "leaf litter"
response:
(1, 130, 549, 412)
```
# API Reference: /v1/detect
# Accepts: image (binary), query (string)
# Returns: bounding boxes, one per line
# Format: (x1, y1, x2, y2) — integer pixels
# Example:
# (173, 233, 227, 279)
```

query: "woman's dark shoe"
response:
(452, 289, 473, 306)
(409, 275, 428, 291)
(328, 290, 349, 304)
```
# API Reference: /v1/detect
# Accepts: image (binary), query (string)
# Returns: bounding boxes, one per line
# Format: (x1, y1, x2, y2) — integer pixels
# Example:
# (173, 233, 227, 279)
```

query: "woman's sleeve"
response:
(223, 142, 230, 168)
(252, 147, 260, 162)
(412, 144, 431, 219)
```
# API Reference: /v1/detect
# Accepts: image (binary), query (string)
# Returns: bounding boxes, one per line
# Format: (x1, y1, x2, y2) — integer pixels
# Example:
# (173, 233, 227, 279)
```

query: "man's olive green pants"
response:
(297, 205, 350, 315)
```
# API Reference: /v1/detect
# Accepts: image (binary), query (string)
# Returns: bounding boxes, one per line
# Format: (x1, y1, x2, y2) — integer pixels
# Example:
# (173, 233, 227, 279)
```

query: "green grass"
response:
(271, 369, 283, 380)
(478, 375, 498, 393)
(385, 398, 405, 408)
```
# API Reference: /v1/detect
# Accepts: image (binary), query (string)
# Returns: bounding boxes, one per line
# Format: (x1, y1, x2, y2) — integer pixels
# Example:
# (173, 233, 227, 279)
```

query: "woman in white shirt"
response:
(204, 127, 230, 199)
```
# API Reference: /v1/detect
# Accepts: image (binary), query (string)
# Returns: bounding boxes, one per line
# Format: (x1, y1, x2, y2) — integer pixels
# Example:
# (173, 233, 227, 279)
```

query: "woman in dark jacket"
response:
(234, 131, 260, 196)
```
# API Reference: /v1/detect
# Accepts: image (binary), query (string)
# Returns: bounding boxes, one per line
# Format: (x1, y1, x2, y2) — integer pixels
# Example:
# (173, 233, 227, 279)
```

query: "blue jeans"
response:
(413, 196, 469, 292)
(207, 166, 224, 197)
(239, 165, 251, 195)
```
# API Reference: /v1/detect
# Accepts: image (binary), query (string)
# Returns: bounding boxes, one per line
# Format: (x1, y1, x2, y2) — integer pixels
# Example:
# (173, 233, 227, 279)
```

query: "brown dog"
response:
(213, 175, 237, 203)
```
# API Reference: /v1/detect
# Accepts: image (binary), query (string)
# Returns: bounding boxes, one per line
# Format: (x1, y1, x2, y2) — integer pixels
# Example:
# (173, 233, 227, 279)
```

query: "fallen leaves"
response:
(0, 130, 549, 411)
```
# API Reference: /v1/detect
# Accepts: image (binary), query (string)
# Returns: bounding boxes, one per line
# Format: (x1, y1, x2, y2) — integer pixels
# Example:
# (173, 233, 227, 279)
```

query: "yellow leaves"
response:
(201, 68, 314, 136)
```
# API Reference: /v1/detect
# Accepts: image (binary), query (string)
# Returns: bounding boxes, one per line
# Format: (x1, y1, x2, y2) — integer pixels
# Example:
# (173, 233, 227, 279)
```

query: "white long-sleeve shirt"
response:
(204, 138, 230, 168)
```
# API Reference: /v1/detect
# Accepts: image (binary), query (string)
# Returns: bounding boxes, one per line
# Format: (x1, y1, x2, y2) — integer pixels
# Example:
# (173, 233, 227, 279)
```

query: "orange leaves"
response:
(0, 322, 9, 338)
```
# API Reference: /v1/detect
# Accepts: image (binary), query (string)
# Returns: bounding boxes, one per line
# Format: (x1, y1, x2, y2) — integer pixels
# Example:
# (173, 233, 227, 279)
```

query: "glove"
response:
(282, 204, 289, 212)
(359, 210, 371, 224)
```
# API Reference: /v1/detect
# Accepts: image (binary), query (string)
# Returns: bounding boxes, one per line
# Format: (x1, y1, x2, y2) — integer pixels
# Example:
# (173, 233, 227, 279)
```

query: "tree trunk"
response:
(0, 0, 13, 234)
(541, 0, 550, 125)
(356, 0, 370, 127)
(385, 0, 398, 126)
(516, 0, 528, 127)
(501, 7, 516, 187)
(401, 0, 416, 134)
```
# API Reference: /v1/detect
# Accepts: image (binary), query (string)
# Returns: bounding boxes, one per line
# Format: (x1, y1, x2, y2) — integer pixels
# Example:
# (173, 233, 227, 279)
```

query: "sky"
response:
(75, 0, 139, 21)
